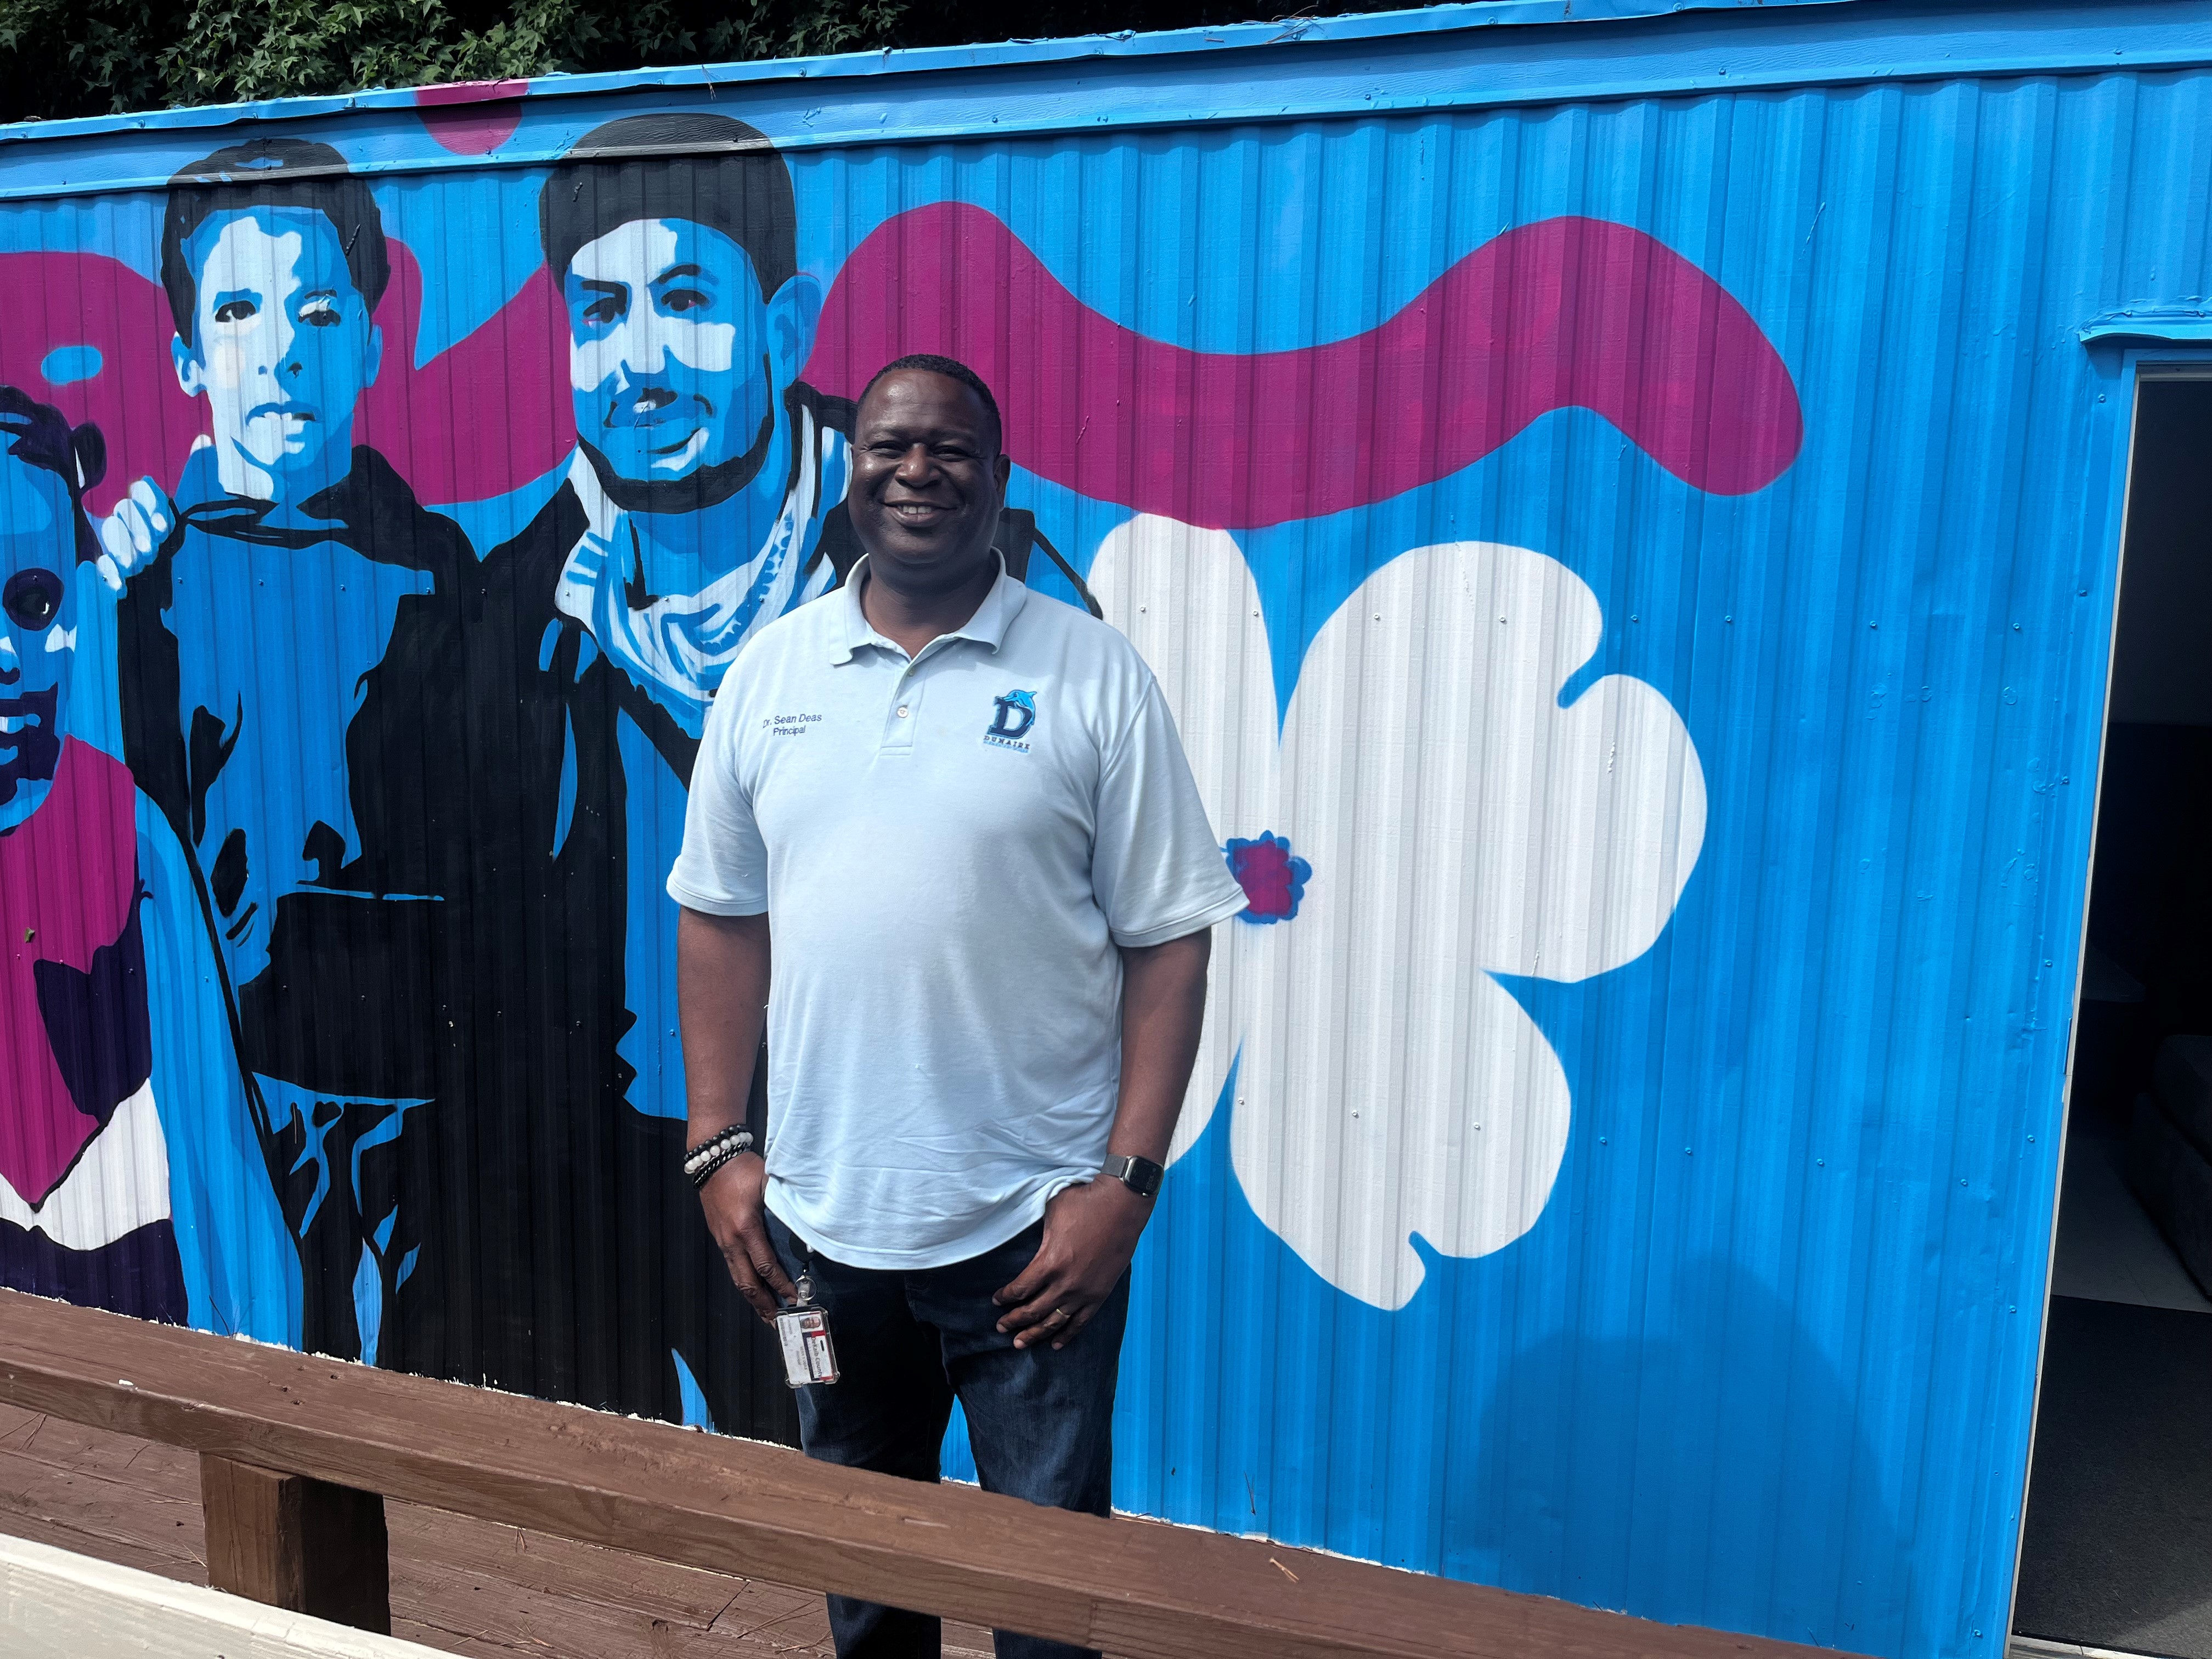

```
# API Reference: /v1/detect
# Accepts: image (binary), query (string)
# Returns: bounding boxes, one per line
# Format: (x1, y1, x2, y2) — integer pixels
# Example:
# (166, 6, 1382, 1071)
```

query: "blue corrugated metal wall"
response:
(0, 4, 2202, 1655)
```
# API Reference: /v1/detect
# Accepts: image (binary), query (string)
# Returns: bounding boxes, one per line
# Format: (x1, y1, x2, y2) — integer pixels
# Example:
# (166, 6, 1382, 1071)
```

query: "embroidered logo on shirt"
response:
(985, 690, 1036, 752)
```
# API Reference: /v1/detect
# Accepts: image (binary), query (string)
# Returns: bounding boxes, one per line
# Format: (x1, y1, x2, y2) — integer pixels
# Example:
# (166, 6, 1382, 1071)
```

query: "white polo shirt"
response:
(668, 555, 1249, 1269)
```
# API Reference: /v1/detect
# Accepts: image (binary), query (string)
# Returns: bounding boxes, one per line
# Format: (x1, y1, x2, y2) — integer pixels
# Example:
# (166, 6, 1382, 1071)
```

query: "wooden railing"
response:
(0, 1290, 1837, 1659)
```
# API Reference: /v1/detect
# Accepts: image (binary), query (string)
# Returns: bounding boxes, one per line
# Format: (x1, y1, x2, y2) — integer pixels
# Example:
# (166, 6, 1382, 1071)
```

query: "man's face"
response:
(566, 218, 777, 487)
(173, 207, 383, 491)
(848, 369, 1010, 595)
(0, 448, 74, 827)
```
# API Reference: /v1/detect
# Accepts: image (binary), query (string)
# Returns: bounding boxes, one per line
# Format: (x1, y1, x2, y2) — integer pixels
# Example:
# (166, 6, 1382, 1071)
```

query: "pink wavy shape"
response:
(3, 205, 1797, 531)
(358, 242, 572, 507)
(0, 252, 206, 517)
(805, 203, 1802, 528)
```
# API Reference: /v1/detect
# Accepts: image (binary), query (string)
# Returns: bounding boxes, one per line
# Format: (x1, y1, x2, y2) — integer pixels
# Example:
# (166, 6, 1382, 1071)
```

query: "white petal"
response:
(1088, 514, 1279, 842)
(1090, 514, 1279, 1163)
(1279, 540, 1702, 985)
(1232, 964, 1569, 1311)
(1227, 539, 1700, 1306)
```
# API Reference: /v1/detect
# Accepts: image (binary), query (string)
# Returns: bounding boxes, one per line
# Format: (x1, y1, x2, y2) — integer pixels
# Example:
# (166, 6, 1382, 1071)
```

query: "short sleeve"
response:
(1092, 675, 1250, 947)
(668, 682, 769, 916)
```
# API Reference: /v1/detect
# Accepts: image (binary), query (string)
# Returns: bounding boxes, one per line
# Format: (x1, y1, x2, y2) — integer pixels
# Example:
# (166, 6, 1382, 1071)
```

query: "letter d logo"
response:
(989, 690, 1037, 741)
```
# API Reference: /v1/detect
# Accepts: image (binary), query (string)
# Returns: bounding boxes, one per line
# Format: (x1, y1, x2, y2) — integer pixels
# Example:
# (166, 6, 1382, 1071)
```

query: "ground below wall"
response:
(0, 1401, 996, 1658)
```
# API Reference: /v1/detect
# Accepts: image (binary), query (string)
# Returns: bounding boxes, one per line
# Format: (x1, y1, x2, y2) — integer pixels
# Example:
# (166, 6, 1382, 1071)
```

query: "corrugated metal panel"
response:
(0, 4, 2203, 1655)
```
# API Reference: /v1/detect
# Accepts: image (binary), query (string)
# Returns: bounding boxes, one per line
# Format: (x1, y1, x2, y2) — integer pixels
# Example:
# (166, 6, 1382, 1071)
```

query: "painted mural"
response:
(0, 63, 1869, 1641)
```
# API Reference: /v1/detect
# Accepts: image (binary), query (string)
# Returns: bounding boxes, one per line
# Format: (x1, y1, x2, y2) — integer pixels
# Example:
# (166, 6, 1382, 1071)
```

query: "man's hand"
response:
(698, 1150, 798, 1323)
(994, 1177, 1150, 1350)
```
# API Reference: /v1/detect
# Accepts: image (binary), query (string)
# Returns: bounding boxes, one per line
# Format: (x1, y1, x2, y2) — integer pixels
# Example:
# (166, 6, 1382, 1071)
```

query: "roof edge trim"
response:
(0, 0, 1918, 146)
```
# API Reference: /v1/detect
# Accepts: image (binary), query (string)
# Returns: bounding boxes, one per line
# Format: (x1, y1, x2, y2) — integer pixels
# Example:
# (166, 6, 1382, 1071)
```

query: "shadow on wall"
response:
(1457, 1259, 1910, 1656)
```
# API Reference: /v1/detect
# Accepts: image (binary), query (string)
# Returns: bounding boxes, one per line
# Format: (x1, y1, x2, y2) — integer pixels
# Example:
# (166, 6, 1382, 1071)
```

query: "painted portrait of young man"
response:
(111, 137, 471, 1364)
(358, 112, 845, 1433)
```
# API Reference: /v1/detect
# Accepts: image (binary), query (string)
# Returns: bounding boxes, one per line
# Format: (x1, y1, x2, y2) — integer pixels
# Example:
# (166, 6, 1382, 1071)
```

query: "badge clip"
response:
(775, 1272, 839, 1387)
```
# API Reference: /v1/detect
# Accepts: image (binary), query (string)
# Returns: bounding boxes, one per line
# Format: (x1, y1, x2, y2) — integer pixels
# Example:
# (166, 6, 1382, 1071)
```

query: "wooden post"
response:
(200, 1454, 392, 1635)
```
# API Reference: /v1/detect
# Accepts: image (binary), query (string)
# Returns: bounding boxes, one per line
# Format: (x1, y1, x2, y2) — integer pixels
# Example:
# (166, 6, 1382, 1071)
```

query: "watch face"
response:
(1117, 1154, 1164, 1198)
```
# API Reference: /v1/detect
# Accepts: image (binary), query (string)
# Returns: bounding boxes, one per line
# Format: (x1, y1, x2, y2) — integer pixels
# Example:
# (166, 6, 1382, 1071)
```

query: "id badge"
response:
(775, 1275, 839, 1386)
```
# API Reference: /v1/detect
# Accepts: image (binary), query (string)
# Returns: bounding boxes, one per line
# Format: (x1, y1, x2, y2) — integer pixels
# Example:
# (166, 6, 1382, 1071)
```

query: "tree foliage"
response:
(0, 0, 904, 121)
(0, 0, 1342, 122)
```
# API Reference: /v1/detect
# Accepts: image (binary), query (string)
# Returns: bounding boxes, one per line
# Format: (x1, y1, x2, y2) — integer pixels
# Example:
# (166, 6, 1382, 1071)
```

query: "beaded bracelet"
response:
(684, 1125, 755, 1189)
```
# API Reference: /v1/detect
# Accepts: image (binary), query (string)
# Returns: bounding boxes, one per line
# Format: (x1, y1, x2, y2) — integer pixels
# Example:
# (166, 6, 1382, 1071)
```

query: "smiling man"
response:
(673, 357, 1246, 1659)
(0, 386, 295, 1345)
(113, 138, 470, 1363)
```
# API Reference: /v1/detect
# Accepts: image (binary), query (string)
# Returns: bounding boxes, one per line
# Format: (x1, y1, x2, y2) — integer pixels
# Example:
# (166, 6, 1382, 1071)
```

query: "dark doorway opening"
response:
(2015, 376, 2212, 1659)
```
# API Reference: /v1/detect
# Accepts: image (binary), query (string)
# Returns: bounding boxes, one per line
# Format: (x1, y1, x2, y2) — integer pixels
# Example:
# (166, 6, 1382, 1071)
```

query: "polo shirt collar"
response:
(831, 551, 1032, 664)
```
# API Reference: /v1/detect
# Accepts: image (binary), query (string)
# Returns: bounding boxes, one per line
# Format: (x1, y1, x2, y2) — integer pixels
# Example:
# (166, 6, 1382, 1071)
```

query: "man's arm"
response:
(678, 907, 798, 1322)
(994, 926, 1212, 1350)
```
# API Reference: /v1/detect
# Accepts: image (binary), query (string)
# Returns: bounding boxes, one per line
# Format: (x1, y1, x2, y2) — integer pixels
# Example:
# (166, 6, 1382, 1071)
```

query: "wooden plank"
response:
(0, 1290, 1842, 1659)
(0, 1421, 205, 1582)
(203, 1455, 394, 1634)
(0, 1531, 441, 1659)
(0, 1409, 968, 1659)
(391, 1510, 994, 1657)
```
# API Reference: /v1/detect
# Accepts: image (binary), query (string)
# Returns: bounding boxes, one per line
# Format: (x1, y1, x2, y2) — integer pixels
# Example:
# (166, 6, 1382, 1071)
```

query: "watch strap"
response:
(1103, 1152, 1165, 1200)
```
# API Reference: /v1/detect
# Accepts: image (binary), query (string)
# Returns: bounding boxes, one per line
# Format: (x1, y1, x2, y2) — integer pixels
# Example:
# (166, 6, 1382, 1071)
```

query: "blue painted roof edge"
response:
(0, 0, 2205, 173)
(0, 0, 1984, 146)
(2079, 312, 2212, 344)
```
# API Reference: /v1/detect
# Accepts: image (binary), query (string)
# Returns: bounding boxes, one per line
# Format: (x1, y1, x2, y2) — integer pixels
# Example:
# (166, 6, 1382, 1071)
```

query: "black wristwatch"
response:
(1101, 1153, 1165, 1201)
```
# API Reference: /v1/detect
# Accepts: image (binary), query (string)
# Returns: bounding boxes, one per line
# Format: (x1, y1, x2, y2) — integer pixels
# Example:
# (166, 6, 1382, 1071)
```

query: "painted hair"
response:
(0, 386, 103, 565)
(160, 139, 391, 346)
(861, 353, 1005, 454)
(540, 113, 798, 302)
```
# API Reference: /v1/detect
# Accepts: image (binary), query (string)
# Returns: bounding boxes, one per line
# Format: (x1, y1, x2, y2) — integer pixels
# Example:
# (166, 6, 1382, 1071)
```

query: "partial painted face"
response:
(566, 218, 775, 486)
(0, 447, 75, 827)
(174, 208, 382, 491)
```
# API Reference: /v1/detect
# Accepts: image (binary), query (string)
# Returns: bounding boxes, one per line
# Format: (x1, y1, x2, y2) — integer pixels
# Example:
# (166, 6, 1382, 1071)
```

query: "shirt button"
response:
(896, 706, 910, 718)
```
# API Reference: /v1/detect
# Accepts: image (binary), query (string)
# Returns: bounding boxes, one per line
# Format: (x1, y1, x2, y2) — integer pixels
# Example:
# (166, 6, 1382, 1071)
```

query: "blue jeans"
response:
(766, 1212, 1129, 1659)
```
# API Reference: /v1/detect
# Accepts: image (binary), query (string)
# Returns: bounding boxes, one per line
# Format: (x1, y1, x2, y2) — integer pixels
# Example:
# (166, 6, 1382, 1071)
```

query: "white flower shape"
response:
(1091, 517, 1707, 1310)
